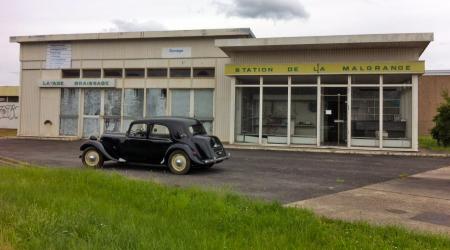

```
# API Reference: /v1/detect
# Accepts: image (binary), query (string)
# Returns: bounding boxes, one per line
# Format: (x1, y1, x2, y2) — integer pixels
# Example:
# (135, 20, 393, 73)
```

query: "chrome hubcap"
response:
(85, 150, 100, 167)
(171, 154, 186, 172)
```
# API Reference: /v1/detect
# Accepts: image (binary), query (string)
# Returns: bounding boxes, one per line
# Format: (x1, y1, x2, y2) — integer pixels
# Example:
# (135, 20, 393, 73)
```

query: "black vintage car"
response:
(80, 117, 230, 174)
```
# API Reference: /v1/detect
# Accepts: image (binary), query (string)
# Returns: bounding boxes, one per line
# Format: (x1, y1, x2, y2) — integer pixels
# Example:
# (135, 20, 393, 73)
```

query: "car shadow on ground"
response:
(102, 162, 226, 176)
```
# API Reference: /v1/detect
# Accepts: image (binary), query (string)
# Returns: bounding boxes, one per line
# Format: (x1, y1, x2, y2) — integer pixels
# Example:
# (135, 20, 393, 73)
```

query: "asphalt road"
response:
(1, 139, 449, 203)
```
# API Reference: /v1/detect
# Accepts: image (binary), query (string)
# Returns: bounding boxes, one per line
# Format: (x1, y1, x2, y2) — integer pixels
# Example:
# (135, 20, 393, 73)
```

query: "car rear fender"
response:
(80, 141, 116, 161)
(162, 144, 203, 165)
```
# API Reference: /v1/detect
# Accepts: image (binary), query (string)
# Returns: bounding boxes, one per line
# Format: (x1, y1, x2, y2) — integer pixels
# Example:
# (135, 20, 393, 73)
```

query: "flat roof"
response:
(216, 33, 433, 54)
(10, 28, 255, 43)
(424, 70, 450, 76)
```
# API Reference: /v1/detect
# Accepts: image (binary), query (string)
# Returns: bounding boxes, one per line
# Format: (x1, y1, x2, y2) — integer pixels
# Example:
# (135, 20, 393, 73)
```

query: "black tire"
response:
(167, 150, 191, 175)
(81, 147, 104, 168)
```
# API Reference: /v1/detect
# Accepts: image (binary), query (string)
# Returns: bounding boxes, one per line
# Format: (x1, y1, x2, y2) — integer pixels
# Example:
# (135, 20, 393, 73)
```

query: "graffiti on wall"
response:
(0, 104, 19, 120)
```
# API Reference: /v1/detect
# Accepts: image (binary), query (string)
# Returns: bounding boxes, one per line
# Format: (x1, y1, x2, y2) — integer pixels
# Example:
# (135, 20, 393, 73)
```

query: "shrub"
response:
(431, 90, 450, 146)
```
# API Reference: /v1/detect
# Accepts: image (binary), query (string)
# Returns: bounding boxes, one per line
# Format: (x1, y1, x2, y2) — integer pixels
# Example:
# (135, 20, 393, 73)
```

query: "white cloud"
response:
(104, 19, 166, 32)
(215, 0, 309, 20)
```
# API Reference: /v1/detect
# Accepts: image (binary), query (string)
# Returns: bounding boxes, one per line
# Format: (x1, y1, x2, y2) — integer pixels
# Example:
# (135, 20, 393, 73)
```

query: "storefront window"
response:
(83, 89, 101, 137)
(235, 87, 259, 143)
(383, 87, 412, 147)
(59, 89, 79, 136)
(351, 75, 379, 85)
(351, 87, 380, 147)
(123, 89, 144, 131)
(292, 76, 317, 85)
(263, 76, 288, 85)
(171, 90, 190, 117)
(146, 89, 167, 117)
(291, 87, 317, 145)
(321, 75, 348, 84)
(104, 89, 122, 133)
(262, 87, 288, 144)
(236, 76, 259, 85)
(194, 89, 214, 134)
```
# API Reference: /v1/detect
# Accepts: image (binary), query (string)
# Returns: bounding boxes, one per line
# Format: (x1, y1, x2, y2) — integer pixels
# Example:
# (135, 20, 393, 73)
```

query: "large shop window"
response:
(171, 90, 190, 117)
(351, 87, 380, 147)
(146, 89, 167, 117)
(383, 87, 412, 147)
(291, 87, 317, 144)
(60, 89, 79, 136)
(104, 89, 122, 133)
(235, 87, 259, 143)
(83, 89, 101, 137)
(194, 89, 214, 134)
(170, 89, 214, 134)
(123, 89, 144, 131)
(262, 87, 288, 144)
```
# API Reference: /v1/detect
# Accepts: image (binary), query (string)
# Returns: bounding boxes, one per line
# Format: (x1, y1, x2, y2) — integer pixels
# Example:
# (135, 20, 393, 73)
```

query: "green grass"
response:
(0, 167, 449, 250)
(419, 135, 450, 153)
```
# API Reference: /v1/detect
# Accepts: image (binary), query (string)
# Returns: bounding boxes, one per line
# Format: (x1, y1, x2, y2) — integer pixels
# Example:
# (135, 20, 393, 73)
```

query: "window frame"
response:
(127, 122, 149, 139)
(193, 68, 215, 78)
(125, 68, 146, 78)
(169, 68, 191, 78)
(148, 123, 171, 140)
(62, 69, 80, 78)
(104, 68, 123, 78)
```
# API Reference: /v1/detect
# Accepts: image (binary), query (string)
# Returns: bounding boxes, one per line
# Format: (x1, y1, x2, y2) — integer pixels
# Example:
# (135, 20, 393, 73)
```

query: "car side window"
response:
(150, 124, 170, 139)
(128, 123, 148, 138)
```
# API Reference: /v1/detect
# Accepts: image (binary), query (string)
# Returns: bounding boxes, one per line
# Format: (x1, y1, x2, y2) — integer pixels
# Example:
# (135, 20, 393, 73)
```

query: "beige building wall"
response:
(18, 37, 235, 141)
(228, 47, 423, 64)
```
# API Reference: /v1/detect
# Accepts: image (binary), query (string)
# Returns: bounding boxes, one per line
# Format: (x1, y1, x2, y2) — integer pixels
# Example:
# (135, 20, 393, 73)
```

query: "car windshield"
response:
(188, 124, 207, 136)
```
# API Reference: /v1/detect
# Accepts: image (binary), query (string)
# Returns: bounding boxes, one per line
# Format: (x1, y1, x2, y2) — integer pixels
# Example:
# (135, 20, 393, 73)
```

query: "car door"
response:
(122, 122, 151, 163)
(147, 123, 173, 164)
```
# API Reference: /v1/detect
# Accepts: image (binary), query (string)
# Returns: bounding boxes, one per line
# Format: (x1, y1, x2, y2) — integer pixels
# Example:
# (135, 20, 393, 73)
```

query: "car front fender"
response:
(162, 144, 203, 165)
(80, 140, 116, 161)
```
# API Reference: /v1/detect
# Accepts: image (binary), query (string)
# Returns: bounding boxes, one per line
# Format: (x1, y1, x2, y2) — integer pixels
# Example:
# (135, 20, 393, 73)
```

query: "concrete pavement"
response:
(288, 166, 450, 235)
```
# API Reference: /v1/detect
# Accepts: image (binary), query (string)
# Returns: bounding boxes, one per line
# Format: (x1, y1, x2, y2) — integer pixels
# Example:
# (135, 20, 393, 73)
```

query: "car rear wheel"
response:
(82, 147, 104, 168)
(168, 150, 191, 175)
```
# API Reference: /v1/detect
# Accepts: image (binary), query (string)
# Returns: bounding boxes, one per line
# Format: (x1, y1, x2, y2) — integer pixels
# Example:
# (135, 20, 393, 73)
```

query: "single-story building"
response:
(10, 28, 433, 151)
(419, 70, 450, 135)
(0, 86, 20, 129)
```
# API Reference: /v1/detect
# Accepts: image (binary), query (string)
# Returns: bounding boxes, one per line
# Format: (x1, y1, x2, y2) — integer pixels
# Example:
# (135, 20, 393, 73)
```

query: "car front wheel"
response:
(168, 150, 191, 175)
(81, 147, 104, 168)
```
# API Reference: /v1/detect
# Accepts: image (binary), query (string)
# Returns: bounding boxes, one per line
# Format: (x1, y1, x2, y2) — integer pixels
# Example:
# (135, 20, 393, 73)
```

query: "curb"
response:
(224, 144, 450, 158)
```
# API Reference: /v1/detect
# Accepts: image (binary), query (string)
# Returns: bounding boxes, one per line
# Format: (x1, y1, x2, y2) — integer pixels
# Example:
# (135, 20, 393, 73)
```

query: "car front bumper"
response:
(203, 153, 231, 164)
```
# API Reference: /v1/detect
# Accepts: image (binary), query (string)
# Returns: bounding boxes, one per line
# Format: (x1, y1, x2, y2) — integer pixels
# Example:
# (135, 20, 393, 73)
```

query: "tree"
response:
(431, 90, 450, 146)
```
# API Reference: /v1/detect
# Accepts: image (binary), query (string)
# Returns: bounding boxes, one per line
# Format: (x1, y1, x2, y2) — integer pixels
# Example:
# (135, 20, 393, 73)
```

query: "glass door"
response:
(321, 87, 347, 146)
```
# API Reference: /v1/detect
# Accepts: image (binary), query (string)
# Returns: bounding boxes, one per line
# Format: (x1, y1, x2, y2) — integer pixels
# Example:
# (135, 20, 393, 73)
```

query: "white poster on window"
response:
(162, 47, 191, 58)
(45, 43, 72, 69)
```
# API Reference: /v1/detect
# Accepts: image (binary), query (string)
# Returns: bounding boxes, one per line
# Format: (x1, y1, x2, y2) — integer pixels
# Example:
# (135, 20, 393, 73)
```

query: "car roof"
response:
(132, 117, 200, 125)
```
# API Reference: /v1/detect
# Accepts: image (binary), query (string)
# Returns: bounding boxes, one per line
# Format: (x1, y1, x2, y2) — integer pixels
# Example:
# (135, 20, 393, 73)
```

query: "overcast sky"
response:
(1, 0, 449, 85)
